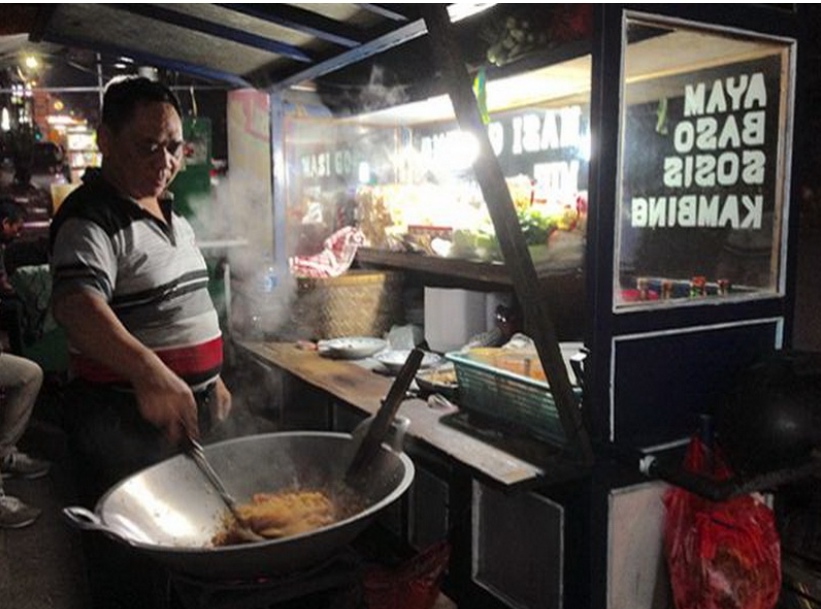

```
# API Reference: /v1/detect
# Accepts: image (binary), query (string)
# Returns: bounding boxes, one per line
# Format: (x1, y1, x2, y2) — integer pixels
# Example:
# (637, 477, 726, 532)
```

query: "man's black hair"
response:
(0, 197, 26, 223)
(101, 76, 183, 133)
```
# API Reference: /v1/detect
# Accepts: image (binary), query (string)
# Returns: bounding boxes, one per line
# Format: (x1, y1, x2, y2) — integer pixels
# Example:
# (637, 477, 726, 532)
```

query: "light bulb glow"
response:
(358, 161, 371, 184)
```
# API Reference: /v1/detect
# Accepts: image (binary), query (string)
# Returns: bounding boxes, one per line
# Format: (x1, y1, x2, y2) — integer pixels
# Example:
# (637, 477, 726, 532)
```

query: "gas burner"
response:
(168, 549, 363, 609)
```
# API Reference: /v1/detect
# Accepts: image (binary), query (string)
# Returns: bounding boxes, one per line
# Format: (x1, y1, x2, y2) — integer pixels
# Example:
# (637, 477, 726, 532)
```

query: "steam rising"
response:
(184, 171, 297, 342)
(182, 172, 300, 437)
(181, 70, 415, 440)
(358, 65, 409, 113)
(319, 65, 410, 116)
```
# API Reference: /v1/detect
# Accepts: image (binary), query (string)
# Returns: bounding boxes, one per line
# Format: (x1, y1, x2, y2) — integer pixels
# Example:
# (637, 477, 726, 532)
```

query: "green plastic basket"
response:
(445, 351, 582, 446)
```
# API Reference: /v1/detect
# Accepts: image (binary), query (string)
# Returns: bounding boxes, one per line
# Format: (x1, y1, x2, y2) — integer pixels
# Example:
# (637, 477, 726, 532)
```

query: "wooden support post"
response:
(420, 4, 593, 466)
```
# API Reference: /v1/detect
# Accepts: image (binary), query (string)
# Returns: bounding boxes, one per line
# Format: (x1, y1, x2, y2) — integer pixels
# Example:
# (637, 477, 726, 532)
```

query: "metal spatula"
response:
(184, 435, 265, 542)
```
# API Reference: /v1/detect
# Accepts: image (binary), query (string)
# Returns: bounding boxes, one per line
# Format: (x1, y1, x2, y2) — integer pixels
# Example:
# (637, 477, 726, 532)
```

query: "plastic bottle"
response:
(246, 254, 279, 339)
(258, 253, 278, 294)
(262, 264, 278, 293)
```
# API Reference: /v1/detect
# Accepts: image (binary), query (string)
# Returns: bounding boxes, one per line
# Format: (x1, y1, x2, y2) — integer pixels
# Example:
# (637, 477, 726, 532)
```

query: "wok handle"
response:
(347, 348, 423, 478)
(62, 506, 135, 546)
(352, 415, 410, 453)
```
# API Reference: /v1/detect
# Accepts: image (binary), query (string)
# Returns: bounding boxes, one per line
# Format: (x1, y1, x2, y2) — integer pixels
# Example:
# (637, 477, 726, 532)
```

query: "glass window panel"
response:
(283, 60, 591, 275)
(614, 15, 794, 309)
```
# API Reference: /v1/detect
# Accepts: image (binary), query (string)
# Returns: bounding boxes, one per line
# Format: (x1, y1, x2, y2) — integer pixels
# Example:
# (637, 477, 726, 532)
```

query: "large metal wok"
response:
(64, 430, 415, 579)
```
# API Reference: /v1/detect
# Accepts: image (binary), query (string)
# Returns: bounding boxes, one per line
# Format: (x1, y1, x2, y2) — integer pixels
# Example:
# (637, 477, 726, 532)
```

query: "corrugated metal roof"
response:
(29, 3, 432, 90)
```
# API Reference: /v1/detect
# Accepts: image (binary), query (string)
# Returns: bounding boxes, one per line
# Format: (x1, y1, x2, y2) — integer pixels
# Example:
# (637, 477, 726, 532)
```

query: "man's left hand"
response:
(211, 376, 233, 422)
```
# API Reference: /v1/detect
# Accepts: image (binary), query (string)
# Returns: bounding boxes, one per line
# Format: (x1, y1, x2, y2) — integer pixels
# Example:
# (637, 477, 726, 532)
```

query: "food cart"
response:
(258, 7, 806, 607)
(257, 5, 810, 607)
(28, 4, 814, 608)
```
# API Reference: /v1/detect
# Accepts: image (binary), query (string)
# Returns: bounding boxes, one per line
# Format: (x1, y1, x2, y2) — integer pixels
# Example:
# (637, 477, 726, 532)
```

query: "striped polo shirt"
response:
(49, 173, 222, 390)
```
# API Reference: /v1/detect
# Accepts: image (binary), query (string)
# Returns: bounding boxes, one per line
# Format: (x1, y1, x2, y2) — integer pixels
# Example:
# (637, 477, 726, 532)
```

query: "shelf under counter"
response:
(355, 247, 583, 291)
(355, 247, 511, 288)
(235, 340, 589, 490)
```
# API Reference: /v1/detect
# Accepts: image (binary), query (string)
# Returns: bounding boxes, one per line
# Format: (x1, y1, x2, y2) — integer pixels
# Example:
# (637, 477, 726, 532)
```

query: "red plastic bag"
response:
(663, 436, 781, 609)
(363, 541, 450, 609)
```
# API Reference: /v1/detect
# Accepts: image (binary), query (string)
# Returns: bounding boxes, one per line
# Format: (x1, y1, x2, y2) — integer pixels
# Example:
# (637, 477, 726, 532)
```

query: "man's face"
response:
(0, 218, 24, 244)
(100, 101, 184, 200)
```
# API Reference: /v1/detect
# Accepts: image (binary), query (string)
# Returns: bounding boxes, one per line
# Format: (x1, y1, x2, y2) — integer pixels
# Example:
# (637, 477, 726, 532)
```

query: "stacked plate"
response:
(319, 337, 387, 360)
(373, 349, 443, 374)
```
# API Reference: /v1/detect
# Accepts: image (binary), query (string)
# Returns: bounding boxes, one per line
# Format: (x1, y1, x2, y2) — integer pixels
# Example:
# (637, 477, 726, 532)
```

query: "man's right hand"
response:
(132, 367, 199, 446)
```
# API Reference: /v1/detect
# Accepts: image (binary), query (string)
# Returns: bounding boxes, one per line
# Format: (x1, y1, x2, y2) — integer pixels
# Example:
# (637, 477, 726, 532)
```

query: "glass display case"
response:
(282, 59, 592, 279)
(282, 10, 795, 310)
(614, 14, 795, 309)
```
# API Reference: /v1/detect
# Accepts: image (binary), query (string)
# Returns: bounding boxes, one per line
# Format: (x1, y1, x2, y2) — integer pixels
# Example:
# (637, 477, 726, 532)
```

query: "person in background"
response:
(49, 76, 232, 608)
(0, 199, 25, 292)
(0, 197, 49, 528)
(0, 350, 49, 528)
(0, 198, 26, 354)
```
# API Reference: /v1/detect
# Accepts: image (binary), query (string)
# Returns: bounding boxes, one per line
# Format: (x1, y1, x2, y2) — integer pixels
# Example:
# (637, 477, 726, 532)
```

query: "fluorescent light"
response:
(447, 3, 495, 23)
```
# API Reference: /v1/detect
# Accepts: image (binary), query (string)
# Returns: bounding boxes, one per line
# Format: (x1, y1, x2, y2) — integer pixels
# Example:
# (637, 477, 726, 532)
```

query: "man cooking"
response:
(50, 75, 232, 608)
